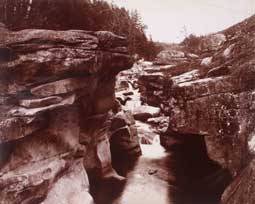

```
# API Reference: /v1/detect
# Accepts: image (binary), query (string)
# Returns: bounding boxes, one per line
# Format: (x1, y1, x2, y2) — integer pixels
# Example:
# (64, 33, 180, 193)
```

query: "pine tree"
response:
(0, 0, 161, 60)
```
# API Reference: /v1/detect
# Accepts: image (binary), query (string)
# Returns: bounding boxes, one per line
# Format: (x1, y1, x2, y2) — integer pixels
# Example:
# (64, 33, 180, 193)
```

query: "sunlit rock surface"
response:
(138, 15, 255, 203)
(0, 26, 134, 204)
(154, 49, 186, 65)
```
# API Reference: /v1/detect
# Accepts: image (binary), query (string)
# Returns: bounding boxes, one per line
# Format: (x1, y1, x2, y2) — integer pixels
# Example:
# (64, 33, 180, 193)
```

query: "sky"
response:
(107, 0, 255, 43)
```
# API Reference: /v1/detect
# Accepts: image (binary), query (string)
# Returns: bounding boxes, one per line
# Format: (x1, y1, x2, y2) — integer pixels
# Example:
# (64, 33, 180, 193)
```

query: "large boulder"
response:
(132, 105, 161, 121)
(154, 49, 186, 65)
(199, 33, 226, 51)
(109, 110, 141, 157)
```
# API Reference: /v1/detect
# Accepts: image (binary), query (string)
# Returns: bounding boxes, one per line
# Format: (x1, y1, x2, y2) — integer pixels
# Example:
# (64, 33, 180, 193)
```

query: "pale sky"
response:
(108, 0, 255, 43)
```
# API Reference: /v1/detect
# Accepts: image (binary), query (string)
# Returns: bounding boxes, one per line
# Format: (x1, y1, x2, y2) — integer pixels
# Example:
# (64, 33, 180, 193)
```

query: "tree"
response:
(0, 0, 161, 60)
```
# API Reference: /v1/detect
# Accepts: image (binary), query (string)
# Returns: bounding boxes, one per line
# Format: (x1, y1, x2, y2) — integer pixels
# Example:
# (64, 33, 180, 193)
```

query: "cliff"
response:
(0, 26, 140, 204)
(138, 15, 255, 203)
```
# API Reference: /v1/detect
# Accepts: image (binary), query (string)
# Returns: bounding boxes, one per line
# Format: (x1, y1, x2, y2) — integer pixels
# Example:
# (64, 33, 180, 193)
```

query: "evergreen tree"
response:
(0, 0, 162, 60)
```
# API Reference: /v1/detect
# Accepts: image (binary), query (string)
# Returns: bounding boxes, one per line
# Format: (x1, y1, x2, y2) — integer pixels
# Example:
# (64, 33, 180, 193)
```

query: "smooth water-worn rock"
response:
(0, 26, 134, 203)
(110, 110, 141, 157)
(41, 159, 94, 204)
(154, 49, 186, 65)
(132, 105, 161, 121)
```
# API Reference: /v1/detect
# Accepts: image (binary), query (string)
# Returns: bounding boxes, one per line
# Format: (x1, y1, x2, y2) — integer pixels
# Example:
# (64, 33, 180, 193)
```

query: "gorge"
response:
(0, 2, 255, 204)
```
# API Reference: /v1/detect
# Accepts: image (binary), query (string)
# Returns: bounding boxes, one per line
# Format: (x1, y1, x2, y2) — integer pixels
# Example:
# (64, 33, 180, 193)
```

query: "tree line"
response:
(0, 0, 162, 60)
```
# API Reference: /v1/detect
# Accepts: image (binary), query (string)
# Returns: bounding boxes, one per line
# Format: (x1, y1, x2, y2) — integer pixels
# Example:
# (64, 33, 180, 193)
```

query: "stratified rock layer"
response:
(138, 15, 255, 203)
(0, 26, 137, 204)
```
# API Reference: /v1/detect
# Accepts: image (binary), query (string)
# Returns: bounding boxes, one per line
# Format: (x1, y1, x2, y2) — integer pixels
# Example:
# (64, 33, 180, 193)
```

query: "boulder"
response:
(223, 44, 235, 59)
(154, 49, 186, 65)
(110, 111, 135, 131)
(171, 69, 200, 84)
(187, 53, 199, 59)
(200, 33, 226, 51)
(201, 56, 213, 66)
(110, 111, 141, 157)
(147, 116, 169, 133)
(132, 105, 161, 121)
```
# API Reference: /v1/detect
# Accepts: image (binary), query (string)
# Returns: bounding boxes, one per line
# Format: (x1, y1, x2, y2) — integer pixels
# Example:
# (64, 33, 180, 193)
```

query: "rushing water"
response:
(92, 136, 232, 204)
(91, 72, 232, 204)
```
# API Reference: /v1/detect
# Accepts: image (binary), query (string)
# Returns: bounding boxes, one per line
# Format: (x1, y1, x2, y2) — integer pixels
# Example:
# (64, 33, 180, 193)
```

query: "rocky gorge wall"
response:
(0, 25, 141, 204)
(138, 15, 255, 203)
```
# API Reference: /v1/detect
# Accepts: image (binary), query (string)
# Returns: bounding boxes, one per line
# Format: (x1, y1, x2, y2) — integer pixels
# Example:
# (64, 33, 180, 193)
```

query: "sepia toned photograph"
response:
(0, 0, 255, 203)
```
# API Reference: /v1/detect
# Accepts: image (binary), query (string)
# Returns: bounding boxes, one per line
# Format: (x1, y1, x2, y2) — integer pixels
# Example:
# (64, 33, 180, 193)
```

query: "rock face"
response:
(138, 15, 255, 203)
(0, 26, 137, 203)
(132, 105, 160, 121)
(199, 33, 226, 51)
(167, 73, 255, 176)
(154, 49, 186, 65)
(138, 73, 171, 108)
(110, 110, 141, 157)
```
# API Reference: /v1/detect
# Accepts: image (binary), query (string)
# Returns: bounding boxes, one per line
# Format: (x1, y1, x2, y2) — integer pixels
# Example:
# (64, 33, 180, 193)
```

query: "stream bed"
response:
(91, 70, 232, 204)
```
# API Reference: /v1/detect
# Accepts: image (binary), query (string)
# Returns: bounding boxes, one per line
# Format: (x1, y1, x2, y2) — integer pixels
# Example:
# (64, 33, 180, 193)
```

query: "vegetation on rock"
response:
(0, 0, 162, 60)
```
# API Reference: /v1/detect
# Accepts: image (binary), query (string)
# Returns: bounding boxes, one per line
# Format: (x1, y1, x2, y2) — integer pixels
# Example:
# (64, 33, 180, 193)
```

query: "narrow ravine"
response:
(91, 126, 174, 204)
(90, 63, 232, 204)
(92, 123, 231, 204)
(90, 74, 173, 204)
(112, 143, 174, 204)
(1, 2, 254, 203)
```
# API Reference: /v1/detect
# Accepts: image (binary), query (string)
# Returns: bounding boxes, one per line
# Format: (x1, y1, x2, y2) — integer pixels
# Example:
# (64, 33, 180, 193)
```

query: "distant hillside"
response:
(180, 14, 255, 55)
(0, 0, 161, 60)
(222, 14, 255, 36)
(153, 13, 255, 78)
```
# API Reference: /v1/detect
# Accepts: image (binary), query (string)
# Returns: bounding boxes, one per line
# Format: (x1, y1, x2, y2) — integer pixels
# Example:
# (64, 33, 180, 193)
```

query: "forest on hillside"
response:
(0, 0, 162, 60)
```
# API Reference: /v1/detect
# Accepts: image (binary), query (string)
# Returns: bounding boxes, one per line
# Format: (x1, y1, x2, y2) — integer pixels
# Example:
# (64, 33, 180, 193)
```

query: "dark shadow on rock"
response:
(89, 176, 127, 204)
(112, 154, 140, 177)
(90, 131, 232, 204)
(0, 141, 17, 168)
(163, 132, 233, 204)
(89, 153, 140, 204)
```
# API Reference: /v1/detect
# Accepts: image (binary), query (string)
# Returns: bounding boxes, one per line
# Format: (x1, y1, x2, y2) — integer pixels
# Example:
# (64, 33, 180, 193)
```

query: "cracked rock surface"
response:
(0, 26, 138, 204)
